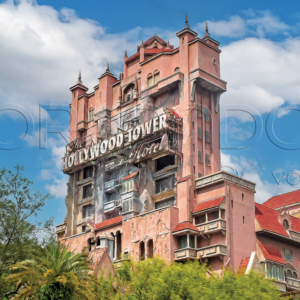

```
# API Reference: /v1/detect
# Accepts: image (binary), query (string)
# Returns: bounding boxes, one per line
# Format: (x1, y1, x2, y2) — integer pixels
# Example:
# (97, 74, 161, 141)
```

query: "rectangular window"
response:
(279, 266, 283, 280)
(283, 248, 286, 259)
(82, 204, 93, 219)
(147, 76, 153, 87)
(267, 263, 272, 278)
(284, 248, 294, 261)
(198, 151, 202, 163)
(273, 265, 278, 279)
(197, 127, 202, 139)
(82, 226, 86, 233)
(189, 235, 195, 248)
(83, 184, 92, 199)
(155, 175, 175, 194)
(154, 72, 160, 85)
(195, 215, 206, 225)
(205, 154, 211, 166)
(155, 198, 175, 210)
(205, 131, 210, 143)
(88, 109, 94, 121)
(84, 166, 93, 179)
(197, 104, 201, 118)
(178, 236, 187, 249)
(214, 211, 219, 220)
(204, 107, 209, 121)
(198, 173, 202, 178)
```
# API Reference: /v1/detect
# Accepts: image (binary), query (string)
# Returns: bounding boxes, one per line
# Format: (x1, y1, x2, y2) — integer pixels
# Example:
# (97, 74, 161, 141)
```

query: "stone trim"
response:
(190, 68, 227, 84)
(195, 171, 256, 192)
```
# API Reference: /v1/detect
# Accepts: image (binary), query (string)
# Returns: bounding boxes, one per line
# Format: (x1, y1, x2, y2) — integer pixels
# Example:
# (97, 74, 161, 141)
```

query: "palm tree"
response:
(6, 241, 100, 299)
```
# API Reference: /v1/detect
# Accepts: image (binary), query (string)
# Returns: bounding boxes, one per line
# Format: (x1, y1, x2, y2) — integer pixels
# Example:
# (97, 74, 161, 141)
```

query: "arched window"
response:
(154, 70, 160, 85)
(88, 107, 94, 121)
(293, 271, 298, 279)
(148, 239, 154, 258)
(116, 231, 122, 259)
(283, 219, 289, 230)
(174, 67, 180, 73)
(140, 241, 145, 260)
(147, 74, 153, 87)
(96, 237, 100, 247)
(287, 269, 293, 278)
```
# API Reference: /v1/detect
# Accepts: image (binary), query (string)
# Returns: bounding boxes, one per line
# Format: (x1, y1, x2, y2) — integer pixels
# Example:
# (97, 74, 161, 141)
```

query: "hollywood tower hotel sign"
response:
(57, 17, 260, 277)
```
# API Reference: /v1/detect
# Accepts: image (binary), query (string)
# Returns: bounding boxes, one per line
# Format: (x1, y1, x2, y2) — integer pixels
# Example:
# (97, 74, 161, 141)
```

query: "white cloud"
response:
(221, 152, 297, 203)
(45, 176, 68, 198)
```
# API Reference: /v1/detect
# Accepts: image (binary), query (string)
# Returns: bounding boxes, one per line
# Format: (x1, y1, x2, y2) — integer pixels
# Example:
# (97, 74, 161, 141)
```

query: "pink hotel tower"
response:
(56, 17, 300, 292)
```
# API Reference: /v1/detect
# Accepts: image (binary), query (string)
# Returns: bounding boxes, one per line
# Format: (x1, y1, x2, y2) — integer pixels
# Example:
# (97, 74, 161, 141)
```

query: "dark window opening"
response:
(189, 235, 195, 248)
(231, 200, 233, 208)
(242, 193, 244, 202)
(140, 241, 145, 260)
(195, 215, 206, 225)
(84, 166, 93, 179)
(83, 184, 92, 199)
(82, 226, 86, 233)
(214, 211, 219, 220)
(97, 238, 100, 246)
(155, 175, 175, 194)
(156, 155, 175, 172)
(148, 239, 154, 258)
(155, 198, 175, 209)
(82, 204, 93, 219)
(116, 231, 122, 259)
(243, 216, 245, 224)
(283, 219, 289, 230)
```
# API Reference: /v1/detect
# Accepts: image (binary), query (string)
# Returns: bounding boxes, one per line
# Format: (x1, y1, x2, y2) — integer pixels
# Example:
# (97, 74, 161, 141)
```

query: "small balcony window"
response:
(283, 248, 294, 261)
(273, 265, 278, 279)
(267, 263, 272, 278)
(189, 235, 195, 248)
(178, 236, 187, 249)
(195, 215, 206, 225)
(83, 184, 92, 199)
(122, 179, 133, 193)
(279, 266, 283, 280)
(147, 74, 153, 87)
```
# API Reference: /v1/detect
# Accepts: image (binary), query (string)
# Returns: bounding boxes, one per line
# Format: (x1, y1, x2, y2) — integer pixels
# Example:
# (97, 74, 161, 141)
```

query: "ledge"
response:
(76, 177, 92, 186)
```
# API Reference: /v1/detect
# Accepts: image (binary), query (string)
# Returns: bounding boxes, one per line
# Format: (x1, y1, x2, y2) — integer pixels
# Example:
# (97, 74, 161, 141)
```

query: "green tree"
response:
(0, 165, 53, 297)
(6, 241, 100, 300)
(96, 257, 281, 300)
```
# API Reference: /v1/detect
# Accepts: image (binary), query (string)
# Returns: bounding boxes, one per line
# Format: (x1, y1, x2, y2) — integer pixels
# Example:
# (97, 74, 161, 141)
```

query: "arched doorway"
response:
(148, 239, 154, 258)
(140, 241, 145, 260)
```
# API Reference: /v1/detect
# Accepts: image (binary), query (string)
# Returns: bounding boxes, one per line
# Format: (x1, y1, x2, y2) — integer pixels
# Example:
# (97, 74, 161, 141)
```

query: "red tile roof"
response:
(192, 196, 225, 214)
(138, 35, 168, 48)
(173, 221, 199, 233)
(122, 171, 138, 181)
(90, 216, 122, 230)
(263, 189, 300, 209)
(255, 203, 289, 237)
(178, 176, 190, 183)
(255, 203, 300, 236)
(257, 239, 285, 264)
(238, 257, 250, 275)
(69, 83, 88, 90)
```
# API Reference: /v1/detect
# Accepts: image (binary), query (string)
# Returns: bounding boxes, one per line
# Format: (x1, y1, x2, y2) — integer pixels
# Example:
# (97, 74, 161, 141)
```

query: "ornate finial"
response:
(205, 22, 210, 37)
(124, 50, 128, 58)
(134, 75, 138, 90)
(106, 62, 109, 72)
(167, 40, 170, 48)
(154, 33, 157, 36)
(77, 70, 82, 84)
(141, 40, 144, 48)
(184, 14, 190, 29)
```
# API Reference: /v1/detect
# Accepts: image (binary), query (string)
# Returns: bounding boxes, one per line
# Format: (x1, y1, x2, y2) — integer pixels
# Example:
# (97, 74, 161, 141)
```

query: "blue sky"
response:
(1, 0, 300, 226)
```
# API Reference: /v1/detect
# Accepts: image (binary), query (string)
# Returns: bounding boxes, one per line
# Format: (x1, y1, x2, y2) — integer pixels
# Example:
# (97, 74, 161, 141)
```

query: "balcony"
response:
(104, 199, 121, 214)
(174, 248, 197, 261)
(77, 215, 93, 226)
(286, 277, 300, 290)
(196, 219, 226, 235)
(56, 223, 66, 234)
(104, 179, 121, 193)
(197, 244, 227, 259)
(105, 159, 124, 172)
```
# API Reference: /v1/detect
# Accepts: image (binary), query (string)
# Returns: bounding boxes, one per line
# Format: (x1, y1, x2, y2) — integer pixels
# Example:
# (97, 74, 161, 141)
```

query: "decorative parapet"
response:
(195, 171, 256, 192)
(174, 248, 197, 261)
(77, 215, 93, 226)
(196, 219, 226, 235)
(286, 277, 300, 290)
(103, 199, 121, 214)
(56, 222, 66, 233)
(104, 179, 121, 193)
(197, 244, 227, 259)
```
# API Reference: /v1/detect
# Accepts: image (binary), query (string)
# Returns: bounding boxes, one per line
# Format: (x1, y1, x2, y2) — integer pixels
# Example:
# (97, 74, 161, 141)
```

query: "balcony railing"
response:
(104, 179, 121, 193)
(104, 199, 121, 213)
(197, 244, 227, 259)
(196, 219, 226, 235)
(286, 277, 300, 290)
(76, 215, 93, 226)
(174, 248, 197, 261)
(56, 223, 66, 233)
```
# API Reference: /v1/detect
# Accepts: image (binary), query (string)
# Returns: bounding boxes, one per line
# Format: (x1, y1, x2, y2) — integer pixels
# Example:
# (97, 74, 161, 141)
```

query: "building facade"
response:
(56, 17, 300, 292)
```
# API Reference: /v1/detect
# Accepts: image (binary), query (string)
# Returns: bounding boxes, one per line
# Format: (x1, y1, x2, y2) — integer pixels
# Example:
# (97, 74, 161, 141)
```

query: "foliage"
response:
(0, 165, 53, 298)
(6, 241, 100, 300)
(95, 257, 281, 300)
